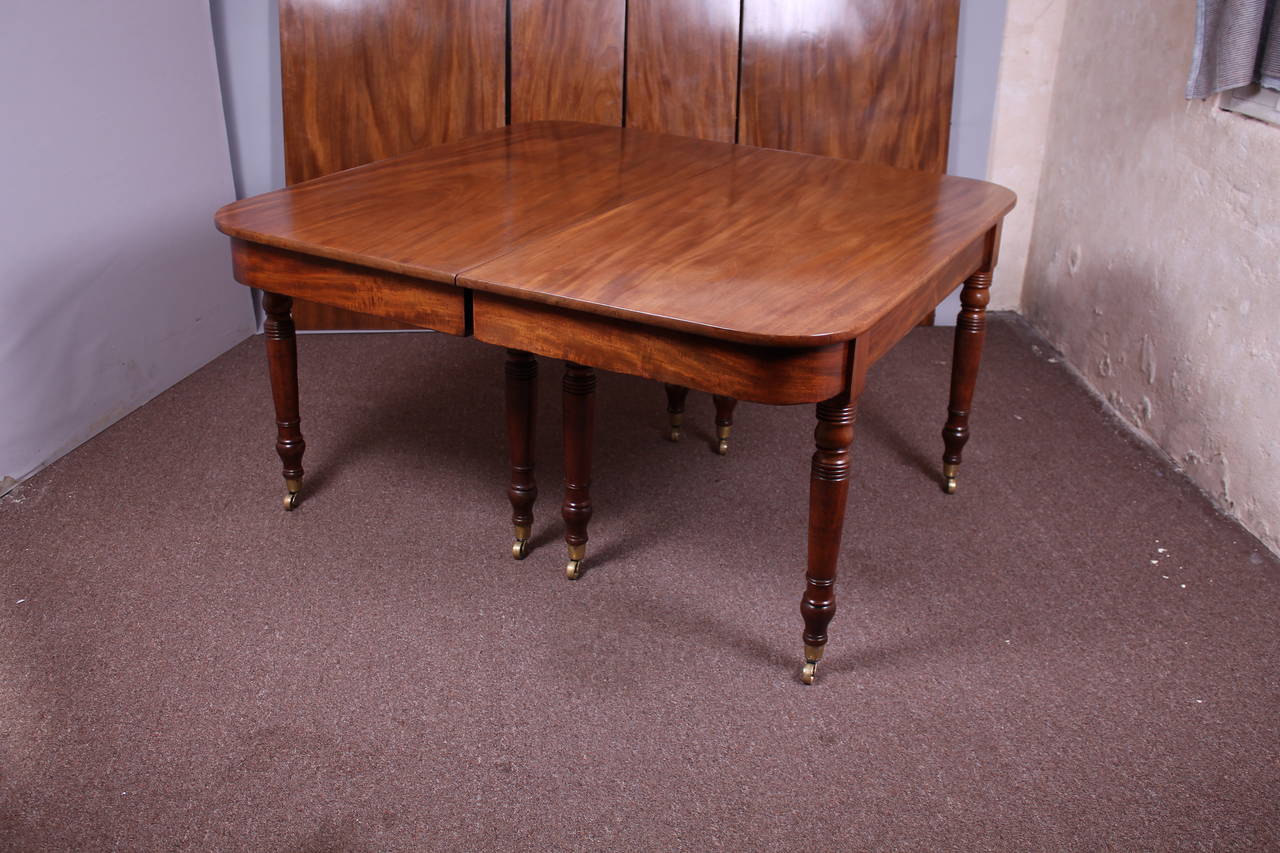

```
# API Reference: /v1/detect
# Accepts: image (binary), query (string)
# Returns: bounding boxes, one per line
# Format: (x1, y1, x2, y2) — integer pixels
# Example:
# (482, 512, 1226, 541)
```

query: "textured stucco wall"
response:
(984, 0, 1069, 311)
(1021, 1, 1280, 553)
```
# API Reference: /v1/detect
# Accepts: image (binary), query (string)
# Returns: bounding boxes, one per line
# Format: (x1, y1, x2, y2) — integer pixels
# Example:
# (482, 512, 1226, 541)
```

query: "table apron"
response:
(472, 292, 850, 405)
(859, 233, 987, 368)
(230, 239, 469, 336)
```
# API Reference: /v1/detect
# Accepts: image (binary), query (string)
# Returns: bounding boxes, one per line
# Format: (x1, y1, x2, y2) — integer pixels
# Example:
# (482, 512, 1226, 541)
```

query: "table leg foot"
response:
(664, 384, 688, 442)
(713, 395, 736, 455)
(506, 350, 539, 558)
(564, 363, 595, 579)
(800, 644, 824, 685)
(942, 462, 959, 495)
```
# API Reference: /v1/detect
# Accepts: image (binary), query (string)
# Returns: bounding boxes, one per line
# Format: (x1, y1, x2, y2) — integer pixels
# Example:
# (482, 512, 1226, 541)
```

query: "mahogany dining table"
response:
(215, 121, 1016, 684)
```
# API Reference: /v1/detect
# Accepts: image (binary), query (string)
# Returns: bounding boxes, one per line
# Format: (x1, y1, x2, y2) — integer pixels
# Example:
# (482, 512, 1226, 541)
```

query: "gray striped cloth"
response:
(1187, 0, 1280, 97)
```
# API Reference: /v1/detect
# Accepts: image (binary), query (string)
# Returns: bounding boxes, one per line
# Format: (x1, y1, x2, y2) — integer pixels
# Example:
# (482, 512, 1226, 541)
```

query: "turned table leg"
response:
(712, 395, 737, 456)
(262, 292, 306, 511)
(562, 363, 596, 580)
(505, 350, 538, 559)
(664, 384, 689, 442)
(800, 393, 857, 684)
(941, 270, 992, 494)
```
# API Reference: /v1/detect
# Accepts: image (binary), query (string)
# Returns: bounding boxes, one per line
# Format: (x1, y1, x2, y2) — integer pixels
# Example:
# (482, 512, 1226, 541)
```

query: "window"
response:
(1220, 83, 1280, 125)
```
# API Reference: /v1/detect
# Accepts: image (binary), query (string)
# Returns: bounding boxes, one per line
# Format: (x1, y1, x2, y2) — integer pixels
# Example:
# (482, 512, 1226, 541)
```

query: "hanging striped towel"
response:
(1187, 0, 1280, 97)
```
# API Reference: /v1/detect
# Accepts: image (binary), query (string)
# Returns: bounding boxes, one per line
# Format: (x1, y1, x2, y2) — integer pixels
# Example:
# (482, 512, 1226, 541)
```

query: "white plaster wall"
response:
(1021, 1, 1280, 553)
(0, 3, 255, 490)
(984, 0, 1070, 311)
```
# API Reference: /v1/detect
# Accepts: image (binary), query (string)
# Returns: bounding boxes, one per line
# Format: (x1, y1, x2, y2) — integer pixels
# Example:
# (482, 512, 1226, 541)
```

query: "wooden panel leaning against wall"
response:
(279, 0, 506, 330)
(624, 0, 741, 141)
(738, 0, 960, 173)
(509, 0, 626, 124)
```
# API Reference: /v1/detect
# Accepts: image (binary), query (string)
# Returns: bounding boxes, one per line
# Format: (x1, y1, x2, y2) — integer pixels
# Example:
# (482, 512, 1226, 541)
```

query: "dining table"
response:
(215, 120, 1016, 684)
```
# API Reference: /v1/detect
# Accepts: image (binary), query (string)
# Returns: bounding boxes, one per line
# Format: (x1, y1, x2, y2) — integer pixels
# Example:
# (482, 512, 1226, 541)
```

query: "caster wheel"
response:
(716, 439, 729, 456)
(512, 539, 530, 560)
(801, 660, 818, 685)
(944, 477, 957, 495)
(669, 428, 681, 442)
(283, 491, 300, 511)
(566, 559, 583, 580)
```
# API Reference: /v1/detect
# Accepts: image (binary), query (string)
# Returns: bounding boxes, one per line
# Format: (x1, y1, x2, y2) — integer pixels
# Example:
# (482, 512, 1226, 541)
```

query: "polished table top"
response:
(216, 121, 1014, 346)
(216, 122, 734, 284)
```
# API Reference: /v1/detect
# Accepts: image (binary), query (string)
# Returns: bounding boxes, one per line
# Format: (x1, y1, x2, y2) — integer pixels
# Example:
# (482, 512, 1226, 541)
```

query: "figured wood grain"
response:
(739, 0, 960, 172)
(625, 0, 741, 141)
(280, 0, 505, 329)
(229, 239, 469, 335)
(216, 123, 735, 285)
(280, 0, 506, 183)
(459, 131, 1015, 347)
(510, 0, 625, 125)
(472, 293, 849, 405)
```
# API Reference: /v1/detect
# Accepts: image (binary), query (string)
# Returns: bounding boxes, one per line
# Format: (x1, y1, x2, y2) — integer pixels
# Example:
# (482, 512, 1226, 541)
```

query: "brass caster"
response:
(801, 660, 818, 685)
(801, 644, 824, 685)
(716, 438, 729, 456)
(512, 524, 531, 560)
(942, 462, 959, 495)
(668, 412, 684, 442)
(282, 478, 301, 511)
(715, 425, 731, 456)
(565, 543, 586, 580)
(669, 428, 682, 442)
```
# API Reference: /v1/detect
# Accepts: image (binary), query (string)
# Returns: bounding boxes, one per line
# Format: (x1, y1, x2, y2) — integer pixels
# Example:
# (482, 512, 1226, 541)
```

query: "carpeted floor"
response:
(1, 315, 1276, 852)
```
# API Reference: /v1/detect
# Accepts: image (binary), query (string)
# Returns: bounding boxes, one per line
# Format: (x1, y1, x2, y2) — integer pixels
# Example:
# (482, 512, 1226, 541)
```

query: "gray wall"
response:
(210, 0, 284, 199)
(207, 0, 1008, 326)
(938, 0, 1009, 322)
(0, 3, 256, 492)
(949, 0, 1009, 181)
